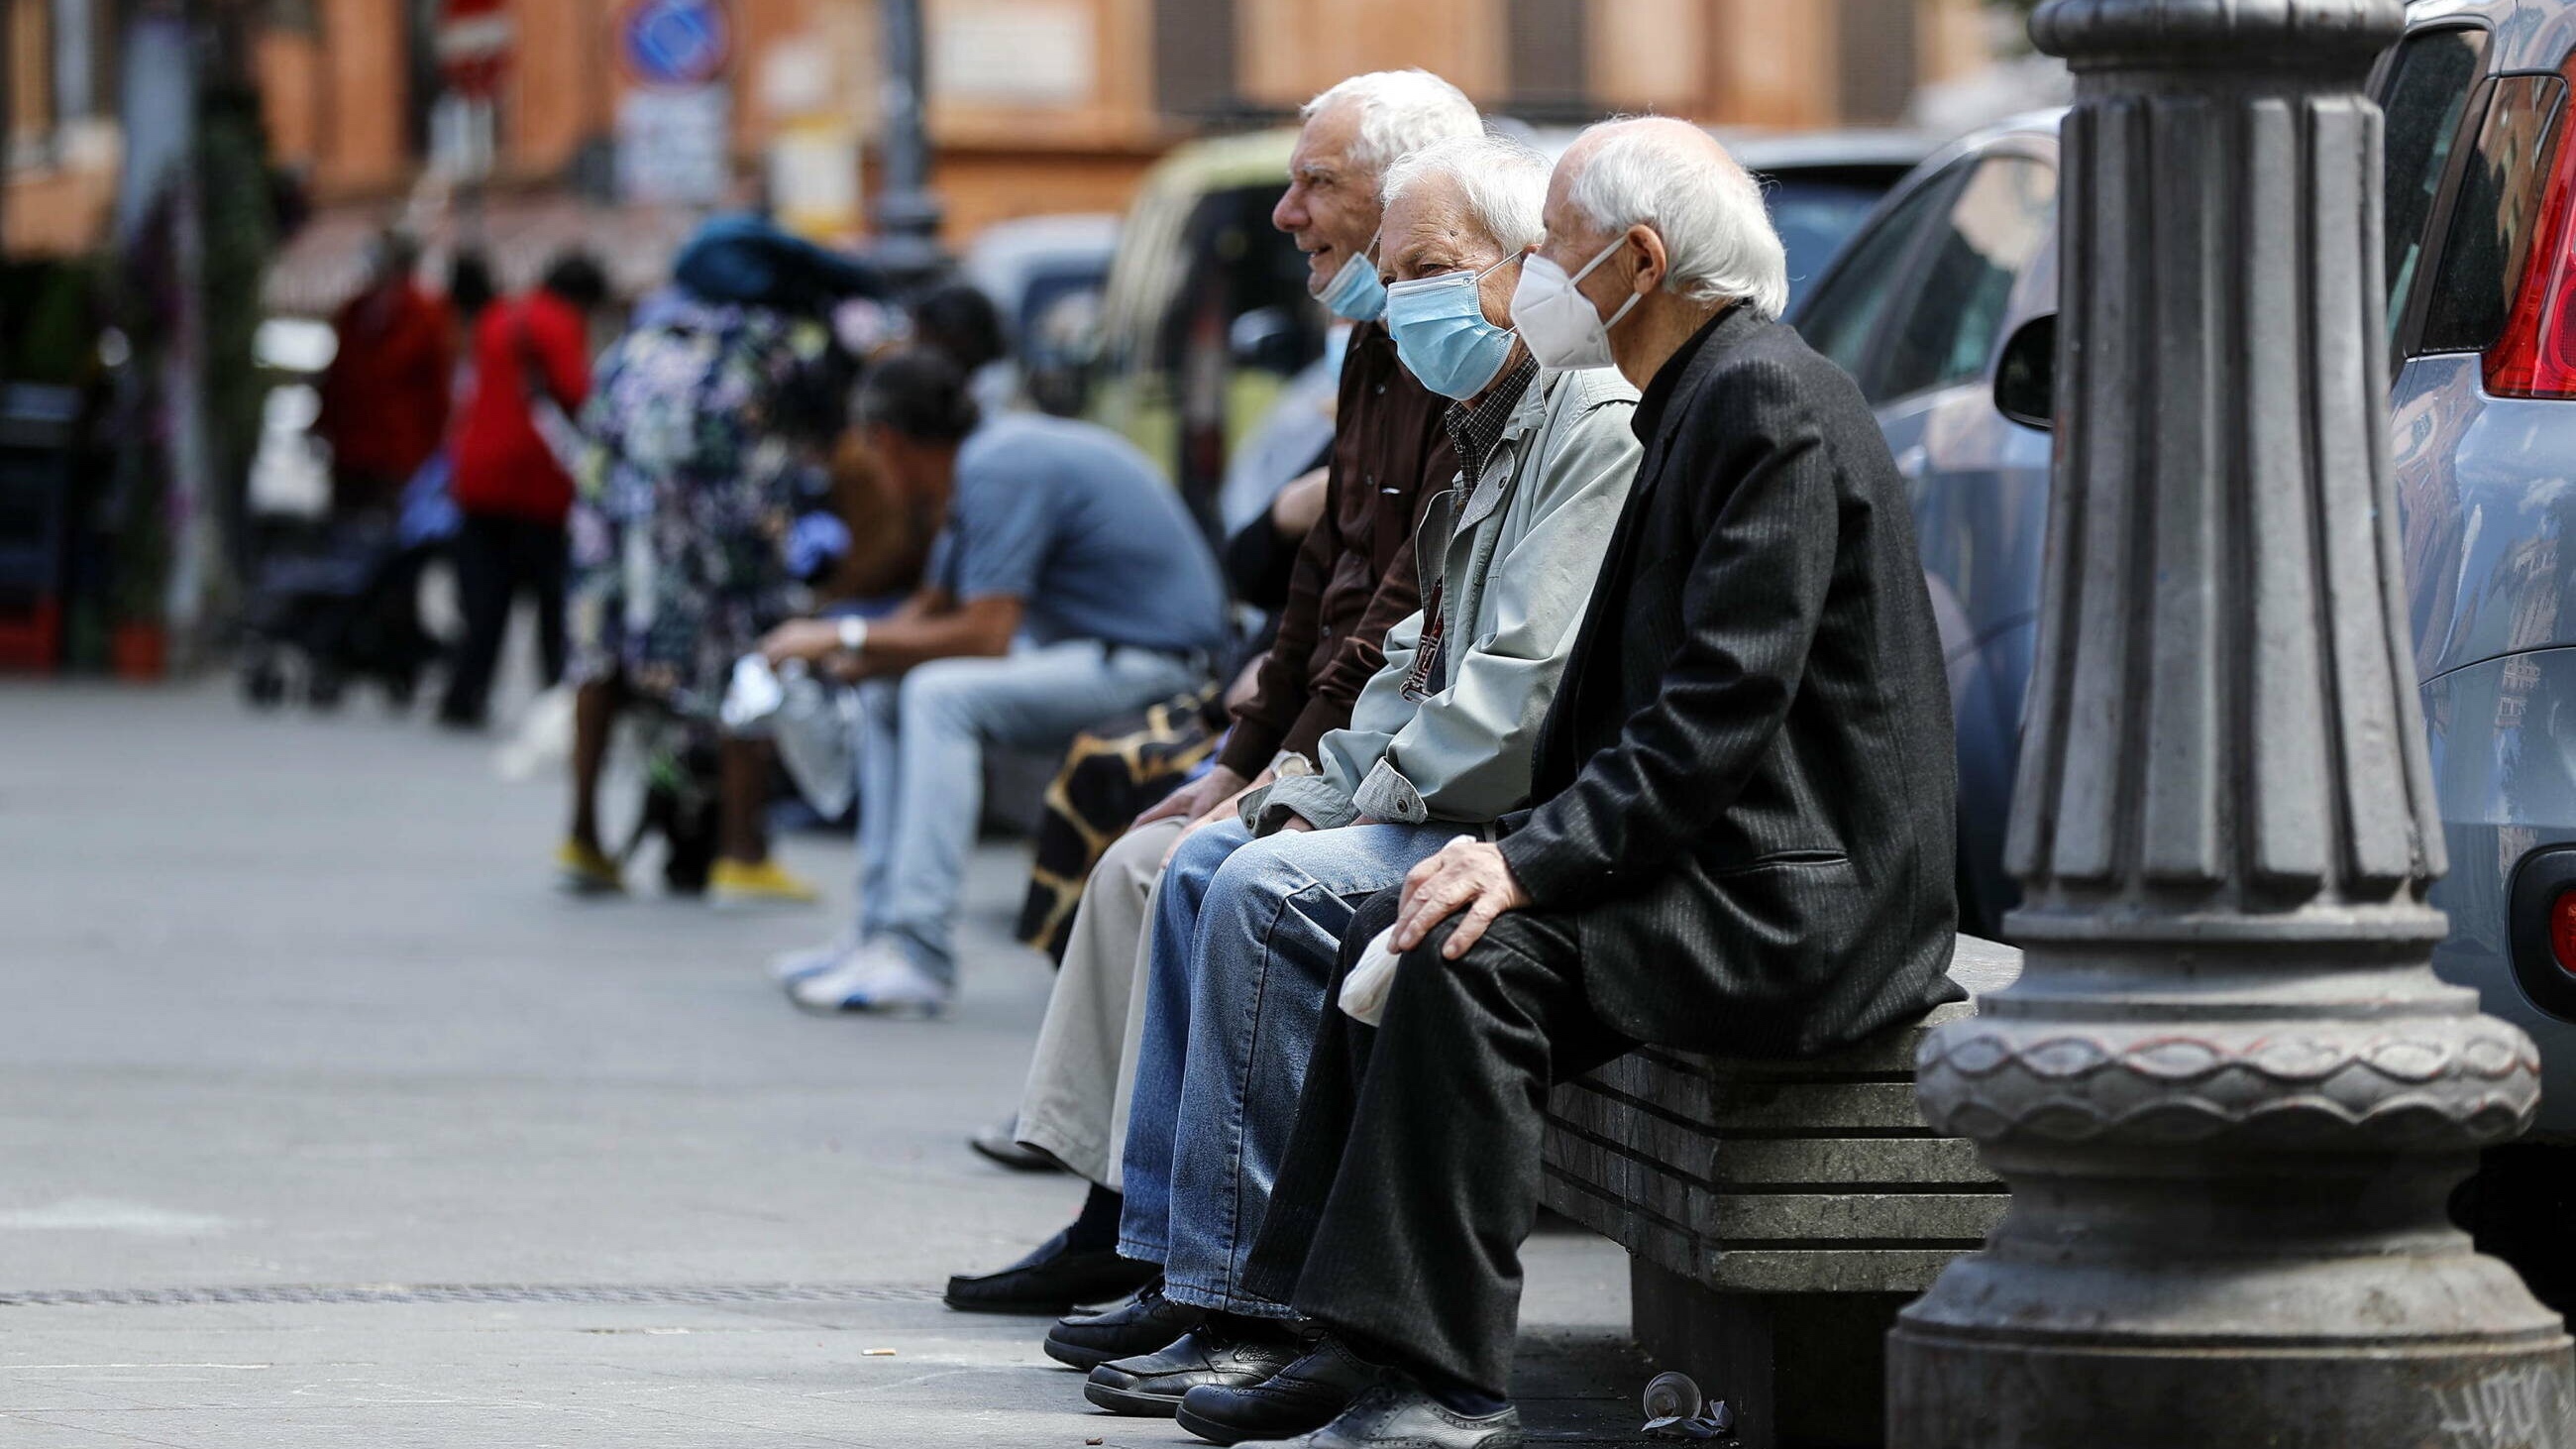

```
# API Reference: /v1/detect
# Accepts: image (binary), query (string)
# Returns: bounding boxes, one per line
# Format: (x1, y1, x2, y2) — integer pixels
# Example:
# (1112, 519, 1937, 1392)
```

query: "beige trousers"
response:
(1015, 816, 1184, 1188)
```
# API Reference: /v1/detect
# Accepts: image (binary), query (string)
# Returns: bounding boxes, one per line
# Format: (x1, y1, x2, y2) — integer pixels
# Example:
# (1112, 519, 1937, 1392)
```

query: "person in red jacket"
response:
(438, 252, 610, 728)
(312, 230, 453, 517)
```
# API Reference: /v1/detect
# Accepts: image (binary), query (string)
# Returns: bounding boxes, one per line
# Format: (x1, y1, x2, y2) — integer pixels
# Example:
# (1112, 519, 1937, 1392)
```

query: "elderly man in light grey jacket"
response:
(1072, 133, 1644, 1416)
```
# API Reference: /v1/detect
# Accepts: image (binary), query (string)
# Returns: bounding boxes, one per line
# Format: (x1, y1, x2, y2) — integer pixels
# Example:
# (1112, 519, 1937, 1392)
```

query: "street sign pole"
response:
(434, 0, 511, 241)
(1888, 2, 2576, 1443)
(869, 0, 946, 286)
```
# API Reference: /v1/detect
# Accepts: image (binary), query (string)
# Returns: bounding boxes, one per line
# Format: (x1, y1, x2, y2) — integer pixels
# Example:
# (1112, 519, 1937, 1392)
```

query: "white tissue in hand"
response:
(1340, 926, 1403, 1027)
(719, 653, 786, 731)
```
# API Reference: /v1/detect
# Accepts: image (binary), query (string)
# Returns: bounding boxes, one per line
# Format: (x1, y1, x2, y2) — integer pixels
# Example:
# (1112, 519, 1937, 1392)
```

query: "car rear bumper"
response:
(2424, 647, 2576, 1138)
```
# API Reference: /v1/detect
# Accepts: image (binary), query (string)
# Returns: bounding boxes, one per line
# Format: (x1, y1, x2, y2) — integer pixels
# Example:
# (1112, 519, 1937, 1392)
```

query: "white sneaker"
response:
(788, 942, 952, 1017)
(768, 931, 859, 985)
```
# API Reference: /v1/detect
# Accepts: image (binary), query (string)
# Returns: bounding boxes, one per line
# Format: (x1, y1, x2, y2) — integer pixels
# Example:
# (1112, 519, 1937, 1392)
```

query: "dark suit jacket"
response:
(1495, 306, 1960, 1058)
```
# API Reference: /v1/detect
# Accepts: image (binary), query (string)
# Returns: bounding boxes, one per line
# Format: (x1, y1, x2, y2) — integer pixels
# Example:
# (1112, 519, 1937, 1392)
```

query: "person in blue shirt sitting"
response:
(760, 351, 1231, 1015)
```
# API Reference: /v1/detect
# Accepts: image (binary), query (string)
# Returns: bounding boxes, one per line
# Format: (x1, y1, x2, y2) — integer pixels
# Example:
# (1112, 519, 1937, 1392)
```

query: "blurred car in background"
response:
(1793, 0, 2576, 1303)
(959, 213, 1121, 416)
(1074, 130, 1324, 526)
(1788, 112, 2062, 943)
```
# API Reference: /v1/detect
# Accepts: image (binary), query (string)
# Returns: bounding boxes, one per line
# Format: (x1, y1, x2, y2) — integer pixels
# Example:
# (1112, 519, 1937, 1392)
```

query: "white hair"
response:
(1565, 122, 1791, 320)
(1380, 135, 1549, 255)
(1302, 69, 1482, 180)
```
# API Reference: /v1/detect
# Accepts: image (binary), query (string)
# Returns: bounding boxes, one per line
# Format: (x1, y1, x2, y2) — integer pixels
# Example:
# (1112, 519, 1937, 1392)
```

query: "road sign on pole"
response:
(616, 0, 732, 91)
(435, 0, 512, 100)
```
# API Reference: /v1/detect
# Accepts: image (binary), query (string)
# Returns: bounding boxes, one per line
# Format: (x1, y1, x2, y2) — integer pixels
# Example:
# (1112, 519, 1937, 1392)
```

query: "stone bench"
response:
(1539, 936, 2023, 1449)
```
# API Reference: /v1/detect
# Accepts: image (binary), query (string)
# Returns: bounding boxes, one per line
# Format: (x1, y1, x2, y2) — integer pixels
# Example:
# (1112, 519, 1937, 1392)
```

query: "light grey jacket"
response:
(1251, 365, 1641, 833)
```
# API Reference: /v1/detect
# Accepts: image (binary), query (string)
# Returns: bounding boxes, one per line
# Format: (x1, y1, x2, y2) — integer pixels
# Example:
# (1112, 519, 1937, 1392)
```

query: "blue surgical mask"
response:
(1318, 235, 1386, 321)
(1383, 255, 1519, 400)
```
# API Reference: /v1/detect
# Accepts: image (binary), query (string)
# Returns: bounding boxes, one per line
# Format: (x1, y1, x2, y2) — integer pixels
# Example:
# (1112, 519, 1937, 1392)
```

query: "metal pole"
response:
(870, 0, 945, 285)
(1888, 2, 2576, 1444)
(0, 0, 12, 267)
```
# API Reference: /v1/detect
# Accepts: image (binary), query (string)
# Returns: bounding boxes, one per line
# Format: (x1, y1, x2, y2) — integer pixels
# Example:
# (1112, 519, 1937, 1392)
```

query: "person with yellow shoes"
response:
(551, 227, 870, 908)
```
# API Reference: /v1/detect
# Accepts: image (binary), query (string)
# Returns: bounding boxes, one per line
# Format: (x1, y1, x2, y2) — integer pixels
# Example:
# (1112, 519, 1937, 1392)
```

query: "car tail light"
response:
(2487, 68, 2576, 397)
(2551, 888, 2576, 978)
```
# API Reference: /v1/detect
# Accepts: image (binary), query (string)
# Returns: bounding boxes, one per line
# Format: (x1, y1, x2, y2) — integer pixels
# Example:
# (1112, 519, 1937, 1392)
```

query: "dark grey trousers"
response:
(1242, 889, 1629, 1397)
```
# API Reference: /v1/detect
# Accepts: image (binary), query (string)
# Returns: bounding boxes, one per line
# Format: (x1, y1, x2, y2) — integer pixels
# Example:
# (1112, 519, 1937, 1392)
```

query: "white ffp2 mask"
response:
(1509, 236, 1641, 371)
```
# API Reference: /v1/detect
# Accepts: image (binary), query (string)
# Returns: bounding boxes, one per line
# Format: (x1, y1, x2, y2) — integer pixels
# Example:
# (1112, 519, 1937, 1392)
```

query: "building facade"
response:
(5, 0, 1993, 286)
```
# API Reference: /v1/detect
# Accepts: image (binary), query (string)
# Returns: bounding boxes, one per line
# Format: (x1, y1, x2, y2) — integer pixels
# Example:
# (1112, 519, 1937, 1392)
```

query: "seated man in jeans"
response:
(761, 352, 1229, 1015)
(1211, 119, 1961, 1449)
(1062, 134, 1645, 1417)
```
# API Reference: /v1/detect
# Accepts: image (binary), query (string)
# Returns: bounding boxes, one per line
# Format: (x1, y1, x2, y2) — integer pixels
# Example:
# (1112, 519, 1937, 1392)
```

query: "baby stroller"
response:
(238, 460, 457, 710)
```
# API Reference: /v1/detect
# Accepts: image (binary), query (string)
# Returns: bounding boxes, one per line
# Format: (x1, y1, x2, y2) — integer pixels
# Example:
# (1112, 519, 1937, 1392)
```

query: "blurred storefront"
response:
(10, 0, 1994, 302)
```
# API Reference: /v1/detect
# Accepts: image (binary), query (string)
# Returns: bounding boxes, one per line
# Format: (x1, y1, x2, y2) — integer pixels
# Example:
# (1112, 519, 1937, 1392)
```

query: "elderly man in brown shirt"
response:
(941, 69, 1479, 1328)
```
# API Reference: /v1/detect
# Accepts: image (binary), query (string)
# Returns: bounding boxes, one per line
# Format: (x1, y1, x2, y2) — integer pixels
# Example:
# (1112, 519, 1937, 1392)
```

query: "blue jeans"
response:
(1118, 818, 1452, 1316)
(854, 640, 1202, 985)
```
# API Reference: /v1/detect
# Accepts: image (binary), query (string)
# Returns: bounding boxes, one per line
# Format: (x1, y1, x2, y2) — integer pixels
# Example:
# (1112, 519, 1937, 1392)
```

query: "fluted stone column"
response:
(1888, 3, 2576, 1444)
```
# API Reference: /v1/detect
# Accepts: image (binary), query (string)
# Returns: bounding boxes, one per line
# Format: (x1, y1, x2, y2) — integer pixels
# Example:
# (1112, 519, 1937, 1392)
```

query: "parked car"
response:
(1789, 114, 2062, 942)
(1075, 130, 1325, 526)
(1793, 0, 2576, 1302)
(958, 213, 1121, 416)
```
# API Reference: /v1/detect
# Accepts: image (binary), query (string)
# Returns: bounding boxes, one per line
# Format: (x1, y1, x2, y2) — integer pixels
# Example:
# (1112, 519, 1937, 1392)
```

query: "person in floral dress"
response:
(557, 289, 852, 905)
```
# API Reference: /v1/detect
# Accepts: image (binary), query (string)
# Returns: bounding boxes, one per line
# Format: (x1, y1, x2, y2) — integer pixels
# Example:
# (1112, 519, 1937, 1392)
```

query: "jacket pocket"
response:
(1710, 849, 1851, 876)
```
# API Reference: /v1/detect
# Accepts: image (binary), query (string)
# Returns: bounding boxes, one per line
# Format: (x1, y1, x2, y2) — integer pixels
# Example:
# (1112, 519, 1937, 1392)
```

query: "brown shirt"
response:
(1217, 322, 1459, 778)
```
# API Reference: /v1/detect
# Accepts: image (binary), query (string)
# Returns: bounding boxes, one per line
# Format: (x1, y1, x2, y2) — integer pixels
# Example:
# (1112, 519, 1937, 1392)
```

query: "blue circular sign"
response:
(618, 0, 731, 89)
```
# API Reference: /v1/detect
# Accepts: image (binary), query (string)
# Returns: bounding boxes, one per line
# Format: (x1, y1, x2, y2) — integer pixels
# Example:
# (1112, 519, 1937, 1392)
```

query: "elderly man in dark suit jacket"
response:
(1219, 118, 1961, 1449)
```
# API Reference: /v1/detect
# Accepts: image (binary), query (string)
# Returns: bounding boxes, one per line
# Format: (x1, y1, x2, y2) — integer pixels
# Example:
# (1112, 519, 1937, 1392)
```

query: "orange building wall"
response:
(1703, 0, 1839, 130)
(929, 144, 1156, 239)
(505, 0, 613, 180)
(312, 0, 412, 196)
(226, 0, 1989, 253)
(1236, 0, 1508, 110)
(0, 162, 114, 257)
(255, 28, 324, 169)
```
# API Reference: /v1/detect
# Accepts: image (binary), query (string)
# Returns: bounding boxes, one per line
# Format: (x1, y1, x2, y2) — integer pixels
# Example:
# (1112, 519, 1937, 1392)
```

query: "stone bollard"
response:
(1887, 2, 2576, 1445)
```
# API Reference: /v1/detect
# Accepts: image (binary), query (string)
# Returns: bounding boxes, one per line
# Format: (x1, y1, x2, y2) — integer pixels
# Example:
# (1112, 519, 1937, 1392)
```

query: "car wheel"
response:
(2454, 1142, 2576, 1317)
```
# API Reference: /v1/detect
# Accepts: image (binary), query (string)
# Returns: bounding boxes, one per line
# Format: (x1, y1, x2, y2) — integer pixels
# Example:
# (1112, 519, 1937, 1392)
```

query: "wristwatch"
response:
(836, 616, 870, 655)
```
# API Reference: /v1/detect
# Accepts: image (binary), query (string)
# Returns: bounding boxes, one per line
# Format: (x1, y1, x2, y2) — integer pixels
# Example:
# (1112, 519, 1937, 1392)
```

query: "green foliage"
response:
(199, 78, 277, 507)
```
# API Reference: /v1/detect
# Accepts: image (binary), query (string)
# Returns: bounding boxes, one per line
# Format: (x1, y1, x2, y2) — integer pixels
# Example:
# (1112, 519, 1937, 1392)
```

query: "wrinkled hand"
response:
(1134, 764, 1246, 831)
(1394, 837, 1531, 960)
(1278, 812, 1318, 834)
(1160, 766, 1275, 866)
(760, 618, 844, 666)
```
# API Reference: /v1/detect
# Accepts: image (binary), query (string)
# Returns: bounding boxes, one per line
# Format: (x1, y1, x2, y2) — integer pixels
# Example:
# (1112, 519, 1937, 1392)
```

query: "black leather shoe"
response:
(942, 1229, 1156, 1315)
(1044, 1280, 1201, 1371)
(1176, 1335, 1381, 1445)
(969, 1115, 1067, 1173)
(1084, 1326, 1305, 1417)
(1239, 1382, 1522, 1449)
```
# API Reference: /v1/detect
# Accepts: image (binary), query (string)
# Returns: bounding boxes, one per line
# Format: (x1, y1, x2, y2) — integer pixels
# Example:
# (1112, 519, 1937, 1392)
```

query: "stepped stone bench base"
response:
(1539, 936, 2022, 1449)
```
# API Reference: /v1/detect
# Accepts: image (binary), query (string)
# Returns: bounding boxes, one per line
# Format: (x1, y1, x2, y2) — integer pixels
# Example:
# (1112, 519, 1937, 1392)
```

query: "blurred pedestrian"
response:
(438, 252, 609, 729)
(557, 215, 878, 903)
(910, 281, 1016, 414)
(312, 229, 453, 518)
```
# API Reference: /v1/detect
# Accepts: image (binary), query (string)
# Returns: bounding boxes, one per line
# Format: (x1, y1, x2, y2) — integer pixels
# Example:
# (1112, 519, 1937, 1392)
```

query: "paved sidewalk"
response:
(0, 682, 1642, 1447)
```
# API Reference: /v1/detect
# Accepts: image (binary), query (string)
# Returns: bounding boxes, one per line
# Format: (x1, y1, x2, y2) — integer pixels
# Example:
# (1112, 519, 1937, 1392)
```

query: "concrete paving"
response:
(0, 681, 1644, 1446)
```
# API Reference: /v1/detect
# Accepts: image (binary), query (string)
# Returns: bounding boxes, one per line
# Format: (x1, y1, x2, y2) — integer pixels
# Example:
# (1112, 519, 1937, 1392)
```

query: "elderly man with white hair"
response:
(1216, 117, 1961, 1449)
(1058, 131, 1645, 1426)
(941, 70, 1479, 1322)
